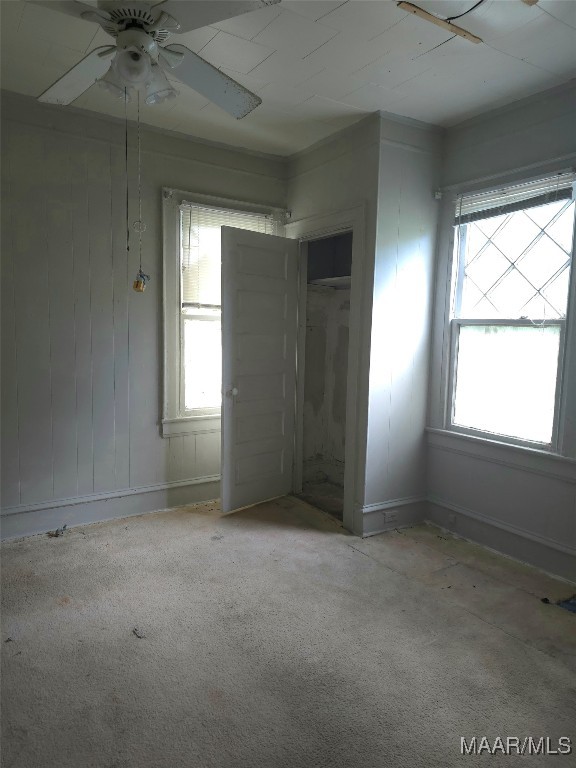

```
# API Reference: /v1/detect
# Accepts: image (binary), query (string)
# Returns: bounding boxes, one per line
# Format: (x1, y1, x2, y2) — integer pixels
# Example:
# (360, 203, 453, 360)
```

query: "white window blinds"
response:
(455, 172, 576, 224)
(180, 203, 281, 307)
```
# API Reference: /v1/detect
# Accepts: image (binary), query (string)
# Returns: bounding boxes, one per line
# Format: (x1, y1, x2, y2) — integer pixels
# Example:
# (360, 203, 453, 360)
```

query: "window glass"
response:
(179, 203, 281, 413)
(453, 325, 561, 443)
(183, 317, 222, 410)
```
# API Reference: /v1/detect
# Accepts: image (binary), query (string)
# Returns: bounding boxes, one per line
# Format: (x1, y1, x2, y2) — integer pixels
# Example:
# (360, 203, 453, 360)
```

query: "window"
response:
(448, 172, 576, 448)
(162, 189, 282, 437)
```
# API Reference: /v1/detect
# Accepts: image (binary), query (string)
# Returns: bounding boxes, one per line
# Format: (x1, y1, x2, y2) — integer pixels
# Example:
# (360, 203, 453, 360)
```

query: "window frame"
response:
(443, 175, 576, 453)
(161, 187, 284, 438)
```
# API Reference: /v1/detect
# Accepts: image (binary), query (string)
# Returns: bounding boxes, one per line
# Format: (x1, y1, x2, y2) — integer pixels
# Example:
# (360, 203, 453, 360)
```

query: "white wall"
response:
(362, 115, 442, 534)
(0, 91, 287, 538)
(428, 82, 576, 581)
(441, 82, 576, 191)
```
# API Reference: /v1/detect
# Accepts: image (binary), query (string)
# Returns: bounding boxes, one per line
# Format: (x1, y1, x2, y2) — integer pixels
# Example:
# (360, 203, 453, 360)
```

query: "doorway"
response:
(297, 232, 353, 521)
(220, 205, 365, 535)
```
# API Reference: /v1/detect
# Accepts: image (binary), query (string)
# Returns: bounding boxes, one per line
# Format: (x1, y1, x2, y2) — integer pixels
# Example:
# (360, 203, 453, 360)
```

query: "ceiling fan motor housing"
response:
(99, 4, 176, 43)
(116, 28, 158, 60)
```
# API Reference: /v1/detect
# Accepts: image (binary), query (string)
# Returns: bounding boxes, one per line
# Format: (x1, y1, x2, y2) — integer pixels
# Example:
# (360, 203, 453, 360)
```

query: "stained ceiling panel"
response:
(538, 0, 576, 27)
(300, 31, 389, 73)
(253, 9, 338, 57)
(195, 29, 275, 74)
(281, 1, 346, 22)
(356, 52, 433, 90)
(489, 15, 576, 74)
(212, 4, 282, 39)
(341, 82, 406, 112)
(314, 0, 407, 41)
(248, 49, 325, 85)
(1, 0, 575, 156)
(19, 0, 98, 51)
(297, 68, 370, 101)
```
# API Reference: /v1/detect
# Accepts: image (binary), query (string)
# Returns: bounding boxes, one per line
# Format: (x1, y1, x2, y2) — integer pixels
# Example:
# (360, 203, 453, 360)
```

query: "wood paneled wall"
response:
(1, 92, 286, 533)
(428, 83, 576, 579)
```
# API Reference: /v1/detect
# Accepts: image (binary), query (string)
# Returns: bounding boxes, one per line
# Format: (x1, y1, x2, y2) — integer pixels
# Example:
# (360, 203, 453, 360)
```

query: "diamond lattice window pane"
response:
(453, 324, 561, 443)
(490, 212, 540, 262)
(474, 213, 507, 238)
(541, 267, 570, 317)
(520, 295, 551, 319)
(545, 204, 576, 253)
(524, 199, 567, 229)
(488, 269, 535, 316)
(460, 280, 485, 317)
(465, 243, 509, 293)
(516, 235, 569, 290)
(472, 297, 500, 318)
(462, 223, 489, 266)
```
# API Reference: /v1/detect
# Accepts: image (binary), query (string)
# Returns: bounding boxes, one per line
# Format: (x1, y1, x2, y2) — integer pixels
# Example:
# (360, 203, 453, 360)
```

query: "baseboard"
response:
(427, 498, 576, 583)
(360, 497, 427, 537)
(0, 478, 220, 540)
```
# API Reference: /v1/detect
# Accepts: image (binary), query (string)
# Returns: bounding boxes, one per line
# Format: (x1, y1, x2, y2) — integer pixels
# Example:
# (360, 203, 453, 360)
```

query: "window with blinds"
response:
(454, 172, 575, 225)
(448, 171, 576, 447)
(180, 203, 281, 309)
(179, 202, 282, 412)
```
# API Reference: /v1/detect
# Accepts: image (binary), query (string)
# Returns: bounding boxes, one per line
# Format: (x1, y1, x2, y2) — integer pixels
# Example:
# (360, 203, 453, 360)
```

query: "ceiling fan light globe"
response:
(145, 63, 177, 105)
(146, 88, 177, 106)
(97, 79, 127, 99)
(114, 49, 152, 85)
(97, 67, 131, 100)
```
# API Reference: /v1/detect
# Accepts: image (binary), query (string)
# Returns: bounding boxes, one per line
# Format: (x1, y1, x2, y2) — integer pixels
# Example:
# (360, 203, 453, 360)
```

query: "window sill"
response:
(161, 416, 221, 438)
(426, 427, 576, 484)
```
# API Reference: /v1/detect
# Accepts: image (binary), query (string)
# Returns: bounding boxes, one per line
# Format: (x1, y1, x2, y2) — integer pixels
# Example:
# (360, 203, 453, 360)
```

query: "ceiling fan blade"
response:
(153, 0, 280, 33)
(161, 45, 261, 118)
(39, 46, 116, 105)
(28, 1, 111, 22)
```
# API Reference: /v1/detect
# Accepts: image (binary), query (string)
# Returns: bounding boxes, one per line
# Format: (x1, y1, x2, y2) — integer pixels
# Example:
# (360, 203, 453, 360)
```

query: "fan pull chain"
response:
(125, 87, 130, 260)
(132, 89, 150, 293)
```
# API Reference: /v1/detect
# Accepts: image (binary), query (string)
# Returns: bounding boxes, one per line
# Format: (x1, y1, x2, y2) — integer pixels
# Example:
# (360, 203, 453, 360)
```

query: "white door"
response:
(221, 227, 299, 513)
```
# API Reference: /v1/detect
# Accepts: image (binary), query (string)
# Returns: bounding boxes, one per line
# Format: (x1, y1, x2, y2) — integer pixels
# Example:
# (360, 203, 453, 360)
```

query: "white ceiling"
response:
(1, 0, 575, 155)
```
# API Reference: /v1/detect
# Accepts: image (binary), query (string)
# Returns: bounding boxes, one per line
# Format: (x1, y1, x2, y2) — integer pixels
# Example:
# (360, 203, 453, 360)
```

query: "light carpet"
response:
(2, 496, 575, 768)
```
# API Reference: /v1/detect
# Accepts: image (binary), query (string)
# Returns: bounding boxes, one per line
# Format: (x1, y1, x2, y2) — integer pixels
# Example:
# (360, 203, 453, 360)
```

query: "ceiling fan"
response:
(34, 0, 281, 118)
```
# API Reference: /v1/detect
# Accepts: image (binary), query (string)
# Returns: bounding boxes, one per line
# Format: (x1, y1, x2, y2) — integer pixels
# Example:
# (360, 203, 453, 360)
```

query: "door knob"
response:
(225, 387, 239, 397)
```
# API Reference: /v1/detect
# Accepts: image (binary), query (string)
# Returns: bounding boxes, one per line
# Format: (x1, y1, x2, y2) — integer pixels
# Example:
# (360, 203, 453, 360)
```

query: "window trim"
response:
(441, 175, 576, 454)
(161, 187, 285, 438)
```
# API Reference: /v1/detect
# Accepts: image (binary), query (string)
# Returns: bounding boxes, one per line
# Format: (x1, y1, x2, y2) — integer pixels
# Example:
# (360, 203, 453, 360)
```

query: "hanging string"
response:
(133, 90, 150, 289)
(137, 89, 143, 271)
(125, 87, 130, 259)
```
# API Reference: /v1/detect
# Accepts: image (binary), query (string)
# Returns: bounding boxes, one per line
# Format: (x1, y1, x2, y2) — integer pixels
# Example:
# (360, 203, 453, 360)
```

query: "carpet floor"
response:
(1, 497, 575, 768)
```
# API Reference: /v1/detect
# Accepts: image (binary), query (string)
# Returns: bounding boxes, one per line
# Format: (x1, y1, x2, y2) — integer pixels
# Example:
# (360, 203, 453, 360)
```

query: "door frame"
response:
(285, 205, 367, 535)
